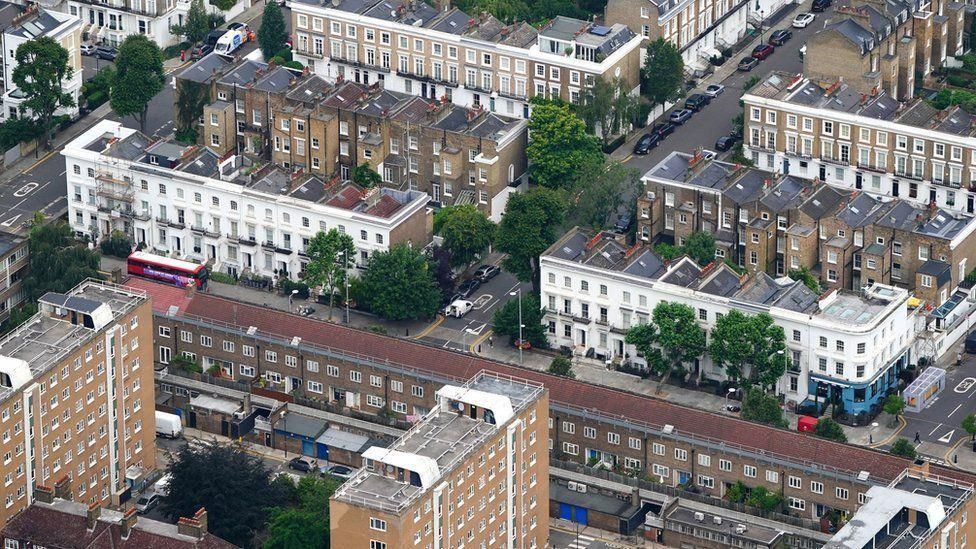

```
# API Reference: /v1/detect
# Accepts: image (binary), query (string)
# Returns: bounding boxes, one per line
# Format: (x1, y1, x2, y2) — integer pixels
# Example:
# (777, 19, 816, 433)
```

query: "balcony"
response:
(856, 162, 887, 173)
(332, 55, 389, 73)
(261, 241, 277, 251)
(294, 47, 324, 59)
(236, 235, 258, 246)
(819, 155, 849, 167)
(191, 225, 220, 238)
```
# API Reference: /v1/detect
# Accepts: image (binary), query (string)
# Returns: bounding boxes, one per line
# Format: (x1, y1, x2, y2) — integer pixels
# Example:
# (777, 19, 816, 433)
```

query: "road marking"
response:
(471, 294, 492, 309)
(0, 214, 21, 227)
(939, 430, 957, 444)
(955, 377, 976, 393)
(469, 329, 493, 354)
(466, 323, 486, 336)
(949, 403, 964, 418)
(412, 314, 444, 340)
(13, 182, 37, 198)
(929, 423, 943, 436)
(621, 154, 633, 163)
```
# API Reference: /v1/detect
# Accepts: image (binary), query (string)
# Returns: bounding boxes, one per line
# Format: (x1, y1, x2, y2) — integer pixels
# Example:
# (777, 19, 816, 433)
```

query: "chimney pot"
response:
(54, 474, 72, 500)
(121, 508, 138, 539)
(33, 485, 54, 504)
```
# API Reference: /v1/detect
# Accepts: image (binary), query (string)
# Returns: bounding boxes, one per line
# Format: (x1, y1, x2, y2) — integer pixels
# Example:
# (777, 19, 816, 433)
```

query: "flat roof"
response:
(666, 504, 782, 545)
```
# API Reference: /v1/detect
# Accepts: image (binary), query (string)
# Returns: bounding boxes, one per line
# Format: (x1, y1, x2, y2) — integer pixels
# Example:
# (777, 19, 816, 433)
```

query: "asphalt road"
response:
(549, 527, 615, 549)
(903, 357, 976, 447)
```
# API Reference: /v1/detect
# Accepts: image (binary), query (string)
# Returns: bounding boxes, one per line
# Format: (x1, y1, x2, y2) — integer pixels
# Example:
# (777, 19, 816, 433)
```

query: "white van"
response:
(155, 411, 183, 438)
(214, 29, 246, 56)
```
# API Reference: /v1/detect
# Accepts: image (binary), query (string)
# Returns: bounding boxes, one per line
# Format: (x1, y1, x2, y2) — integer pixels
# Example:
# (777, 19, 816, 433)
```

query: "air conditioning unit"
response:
(736, 524, 747, 534)
(712, 516, 723, 525)
(694, 512, 704, 522)
(567, 481, 578, 492)
(577, 484, 587, 494)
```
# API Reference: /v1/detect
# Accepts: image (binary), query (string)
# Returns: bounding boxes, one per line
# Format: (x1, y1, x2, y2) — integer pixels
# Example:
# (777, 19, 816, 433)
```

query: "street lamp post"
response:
(289, 289, 298, 307)
(337, 250, 347, 323)
(509, 288, 523, 365)
(725, 387, 736, 411)
(777, 348, 786, 396)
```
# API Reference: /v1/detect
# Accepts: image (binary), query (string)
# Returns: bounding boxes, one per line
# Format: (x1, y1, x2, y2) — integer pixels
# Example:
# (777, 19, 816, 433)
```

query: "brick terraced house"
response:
(0, 280, 155, 526)
(128, 276, 976, 541)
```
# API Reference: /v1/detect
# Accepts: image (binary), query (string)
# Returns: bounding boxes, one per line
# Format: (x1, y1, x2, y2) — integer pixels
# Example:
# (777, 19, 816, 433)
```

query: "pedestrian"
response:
(915, 431, 921, 443)
(488, 336, 493, 348)
(180, 49, 185, 62)
(958, 352, 964, 367)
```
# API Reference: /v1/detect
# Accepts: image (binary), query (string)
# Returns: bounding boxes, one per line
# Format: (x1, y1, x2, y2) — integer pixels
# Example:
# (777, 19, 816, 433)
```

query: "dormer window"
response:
(149, 155, 158, 165)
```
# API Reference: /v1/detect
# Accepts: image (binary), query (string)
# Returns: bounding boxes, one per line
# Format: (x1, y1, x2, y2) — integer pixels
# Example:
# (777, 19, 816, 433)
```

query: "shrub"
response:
(275, 47, 293, 62)
(99, 231, 132, 258)
(890, 438, 917, 459)
(279, 279, 310, 299)
(283, 60, 304, 71)
(743, 75, 761, 90)
(208, 271, 237, 285)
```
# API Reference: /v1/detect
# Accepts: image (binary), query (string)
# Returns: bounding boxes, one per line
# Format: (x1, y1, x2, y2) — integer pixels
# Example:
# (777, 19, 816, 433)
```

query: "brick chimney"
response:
(33, 484, 54, 504)
(53, 474, 72, 500)
(121, 508, 138, 539)
(178, 508, 208, 539)
(87, 503, 101, 531)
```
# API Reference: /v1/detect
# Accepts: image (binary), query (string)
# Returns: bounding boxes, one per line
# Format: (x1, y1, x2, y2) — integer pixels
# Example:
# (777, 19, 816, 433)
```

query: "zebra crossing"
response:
(562, 533, 595, 549)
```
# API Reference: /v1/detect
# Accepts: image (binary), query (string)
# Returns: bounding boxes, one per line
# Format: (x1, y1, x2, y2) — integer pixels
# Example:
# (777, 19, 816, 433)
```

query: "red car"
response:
(752, 44, 775, 60)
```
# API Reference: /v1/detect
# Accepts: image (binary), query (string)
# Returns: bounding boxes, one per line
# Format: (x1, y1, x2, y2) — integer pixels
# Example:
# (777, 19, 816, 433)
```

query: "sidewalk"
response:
(550, 518, 642, 549)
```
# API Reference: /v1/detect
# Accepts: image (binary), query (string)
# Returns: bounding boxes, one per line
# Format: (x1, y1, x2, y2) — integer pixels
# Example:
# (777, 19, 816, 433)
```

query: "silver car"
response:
(135, 492, 160, 514)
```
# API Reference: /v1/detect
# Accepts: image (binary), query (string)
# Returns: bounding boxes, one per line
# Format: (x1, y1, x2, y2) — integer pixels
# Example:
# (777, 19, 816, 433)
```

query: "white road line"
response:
(929, 423, 943, 436)
(577, 535, 595, 541)
(949, 403, 963, 417)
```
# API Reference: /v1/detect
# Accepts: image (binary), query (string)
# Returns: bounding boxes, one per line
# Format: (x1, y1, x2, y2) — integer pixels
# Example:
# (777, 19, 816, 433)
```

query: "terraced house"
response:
(287, 0, 642, 119)
(742, 72, 976, 215)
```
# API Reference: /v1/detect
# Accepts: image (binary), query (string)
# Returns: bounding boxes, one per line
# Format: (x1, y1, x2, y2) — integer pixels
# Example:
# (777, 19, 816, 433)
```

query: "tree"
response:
(625, 302, 705, 392)
(426, 245, 455, 301)
(436, 205, 495, 267)
(813, 418, 848, 443)
(890, 438, 918, 459)
(171, 0, 210, 44)
(789, 266, 820, 293)
(264, 476, 338, 549)
(12, 38, 73, 151)
(301, 229, 355, 320)
(526, 99, 602, 190)
(110, 35, 164, 134)
(258, 1, 288, 60)
(566, 160, 640, 230)
(352, 163, 382, 188)
(548, 356, 574, 378)
(963, 413, 976, 443)
(175, 79, 211, 143)
(708, 311, 788, 389)
(745, 486, 783, 512)
(682, 231, 717, 266)
(641, 38, 684, 112)
(161, 440, 289, 547)
(495, 188, 566, 292)
(740, 387, 787, 428)
(577, 77, 637, 147)
(492, 292, 547, 348)
(24, 214, 100, 302)
(360, 243, 441, 321)
(455, 0, 529, 21)
(883, 394, 906, 427)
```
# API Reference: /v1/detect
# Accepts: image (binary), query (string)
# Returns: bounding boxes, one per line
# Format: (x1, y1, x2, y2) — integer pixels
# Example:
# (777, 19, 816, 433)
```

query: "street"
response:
(548, 525, 621, 549)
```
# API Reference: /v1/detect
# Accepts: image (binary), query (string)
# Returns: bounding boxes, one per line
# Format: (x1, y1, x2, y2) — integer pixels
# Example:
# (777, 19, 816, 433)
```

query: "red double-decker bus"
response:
(127, 251, 208, 289)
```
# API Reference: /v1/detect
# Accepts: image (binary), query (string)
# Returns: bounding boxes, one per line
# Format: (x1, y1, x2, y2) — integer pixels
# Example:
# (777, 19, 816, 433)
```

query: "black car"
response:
(288, 457, 314, 473)
(456, 278, 482, 298)
(650, 122, 676, 139)
(94, 46, 117, 61)
(811, 0, 832, 11)
(614, 212, 632, 233)
(684, 93, 711, 112)
(205, 28, 227, 47)
(633, 132, 660, 155)
(737, 57, 760, 71)
(191, 43, 213, 59)
(715, 135, 735, 151)
(473, 264, 500, 281)
(966, 330, 976, 353)
(769, 29, 792, 45)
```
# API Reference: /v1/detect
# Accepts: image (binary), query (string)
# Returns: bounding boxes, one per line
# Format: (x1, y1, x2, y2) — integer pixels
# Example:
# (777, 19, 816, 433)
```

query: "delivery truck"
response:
(155, 411, 183, 438)
(214, 28, 246, 56)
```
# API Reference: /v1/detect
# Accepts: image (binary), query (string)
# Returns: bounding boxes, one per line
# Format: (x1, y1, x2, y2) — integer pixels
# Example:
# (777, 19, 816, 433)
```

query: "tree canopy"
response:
(526, 100, 602, 190)
(491, 291, 547, 348)
(566, 160, 640, 230)
(495, 188, 566, 292)
(577, 77, 637, 147)
(641, 38, 684, 110)
(171, 0, 210, 44)
(12, 37, 73, 150)
(110, 34, 165, 133)
(789, 266, 820, 293)
(263, 476, 339, 549)
(963, 413, 976, 441)
(813, 418, 847, 443)
(426, 245, 455, 301)
(301, 229, 355, 320)
(883, 394, 905, 427)
(890, 438, 917, 459)
(161, 441, 290, 547)
(360, 243, 441, 320)
(625, 302, 705, 391)
(435, 205, 495, 267)
(654, 231, 716, 266)
(708, 311, 788, 389)
(352, 163, 382, 188)
(548, 356, 574, 378)
(740, 387, 787, 428)
(24, 215, 100, 301)
(258, 2, 289, 60)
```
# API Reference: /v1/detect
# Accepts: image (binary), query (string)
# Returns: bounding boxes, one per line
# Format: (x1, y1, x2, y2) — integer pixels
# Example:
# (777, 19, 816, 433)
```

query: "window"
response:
(370, 542, 387, 549)
(652, 443, 665, 456)
(836, 487, 849, 500)
(350, 371, 362, 383)
(607, 432, 620, 444)
(743, 465, 757, 477)
(789, 497, 806, 511)
(789, 476, 802, 489)
(719, 459, 732, 472)
(675, 448, 688, 461)
(810, 481, 823, 494)
(766, 470, 779, 483)
(562, 421, 575, 434)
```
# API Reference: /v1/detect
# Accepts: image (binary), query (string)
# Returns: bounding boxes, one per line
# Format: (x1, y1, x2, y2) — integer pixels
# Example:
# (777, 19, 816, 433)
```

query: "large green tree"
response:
(625, 302, 705, 392)
(264, 476, 339, 549)
(301, 228, 355, 320)
(740, 386, 787, 428)
(813, 418, 847, 443)
(12, 37, 73, 150)
(883, 394, 906, 427)
(495, 188, 566, 292)
(682, 231, 716, 266)
(491, 292, 547, 348)
(110, 35, 164, 133)
(963, 413, 976, 443)
(360, 243, 441, 320)
(426, 245, 455, 301)
(641, 38, 684, 112)
(161, 440, 290, 547)
(890, 438, 917, 459)
(171, 0, 209, 44)
(708, 311, 788, 389)
(23, 214, 100, 301)
(435, 205, 495, 267)
(526, 99, 602, 190)
(352, 163, 382, 188)
(578, 76, 637, 147)
(258, 1, 288, 59)
(566, 160, 640, 230)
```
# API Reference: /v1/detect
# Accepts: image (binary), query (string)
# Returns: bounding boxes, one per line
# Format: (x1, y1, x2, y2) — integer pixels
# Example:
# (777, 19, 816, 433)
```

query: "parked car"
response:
(456, 278, 482, 298)
(191, 43, 213, 59)
(614, 212, 632, 233)
(684, 93, 711, 112)
(204, 28, 227, 48)
(737, 57, 760, 71)
(669, 109, 693, 125)
(445, 299, 474, 318)
(80, 44, 95, 56)
(811, 0, 832, 12)
(93, 46, 117, 61)
(715, 135, 736, 152)
(633, 132, 660, 155)
(135, 493, 160, 514)
(324, 465, 355, 480)
(792, 12, 816, 28)
(751, 44, 775, 60)
(769, 29, 793, 45)
(704, 84, 725, 97)
(650, 121, 676, 139)
(474, 264, 500, 281)
(966, 330, 976, 353)
(288, 457, 314, 473)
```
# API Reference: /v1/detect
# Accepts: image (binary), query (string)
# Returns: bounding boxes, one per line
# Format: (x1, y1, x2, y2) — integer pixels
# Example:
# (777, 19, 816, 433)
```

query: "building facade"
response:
(287, 0, 642, 119)
(0, 233, 28, 327)
(64, 119, 431, 279)
(0, 280, 155, 526)
(330, 372, 549, 549)
(742, 73, 976, 215)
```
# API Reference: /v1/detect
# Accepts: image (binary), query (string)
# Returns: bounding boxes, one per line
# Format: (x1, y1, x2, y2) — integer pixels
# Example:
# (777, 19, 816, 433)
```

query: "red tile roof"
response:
(131, 279, 976, 486)
(126, 276, 194, 315)
(365, 194, 404, 218)
(324, 185, 362, 210)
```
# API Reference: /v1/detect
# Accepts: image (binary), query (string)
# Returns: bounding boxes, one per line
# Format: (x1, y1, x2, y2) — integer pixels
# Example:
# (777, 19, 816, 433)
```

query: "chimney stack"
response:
(33, 485, 54, 504)
(54, 475, 72, 500)
(87, 503, 101, 532)
(121, 508, 138, 539)
(178, 508, 209, 539)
